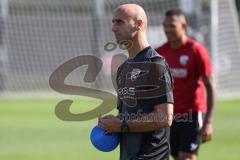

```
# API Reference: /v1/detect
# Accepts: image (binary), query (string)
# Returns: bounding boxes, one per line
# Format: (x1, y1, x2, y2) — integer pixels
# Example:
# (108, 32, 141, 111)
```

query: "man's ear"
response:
(182, 22, 187, 30)
(135, 19, 143, 31)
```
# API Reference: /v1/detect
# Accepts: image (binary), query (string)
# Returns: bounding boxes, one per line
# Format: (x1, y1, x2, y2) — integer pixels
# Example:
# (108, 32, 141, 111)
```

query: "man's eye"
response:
(113, 20, 123, 24)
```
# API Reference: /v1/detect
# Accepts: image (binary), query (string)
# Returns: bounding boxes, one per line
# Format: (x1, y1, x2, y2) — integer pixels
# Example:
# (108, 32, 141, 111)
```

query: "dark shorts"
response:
(170, 112, 205, 157)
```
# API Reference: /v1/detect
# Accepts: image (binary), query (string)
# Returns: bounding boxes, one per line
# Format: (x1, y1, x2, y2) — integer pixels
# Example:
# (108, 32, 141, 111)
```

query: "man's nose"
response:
(164, 26, 171, 32)
(112, 24, 118, 32)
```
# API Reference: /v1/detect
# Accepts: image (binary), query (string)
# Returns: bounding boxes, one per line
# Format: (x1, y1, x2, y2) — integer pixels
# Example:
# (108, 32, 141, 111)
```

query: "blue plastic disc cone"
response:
(90, 125, 119, 152)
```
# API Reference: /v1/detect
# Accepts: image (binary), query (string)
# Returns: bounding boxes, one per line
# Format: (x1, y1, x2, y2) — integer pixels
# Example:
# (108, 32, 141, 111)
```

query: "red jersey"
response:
(155, 38, 212, 114)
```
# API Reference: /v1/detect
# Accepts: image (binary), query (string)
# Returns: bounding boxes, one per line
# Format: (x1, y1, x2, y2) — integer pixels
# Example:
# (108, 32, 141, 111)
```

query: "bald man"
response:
(99, 4, 174, 160)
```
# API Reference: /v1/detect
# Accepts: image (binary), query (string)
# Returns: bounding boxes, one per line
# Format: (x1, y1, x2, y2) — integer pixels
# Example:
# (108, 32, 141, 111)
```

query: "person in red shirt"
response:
(156, 9, 216, 160)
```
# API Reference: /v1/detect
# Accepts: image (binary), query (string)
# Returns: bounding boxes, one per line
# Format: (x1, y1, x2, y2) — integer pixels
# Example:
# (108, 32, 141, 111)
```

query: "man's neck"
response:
(169, 35, 187, 49)
(128, 35, 149, 59)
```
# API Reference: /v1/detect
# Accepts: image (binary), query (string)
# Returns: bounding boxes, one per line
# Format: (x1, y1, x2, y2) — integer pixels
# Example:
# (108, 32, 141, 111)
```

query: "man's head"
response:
(112, 4, 147, 44)
(163, 9, 187, 43)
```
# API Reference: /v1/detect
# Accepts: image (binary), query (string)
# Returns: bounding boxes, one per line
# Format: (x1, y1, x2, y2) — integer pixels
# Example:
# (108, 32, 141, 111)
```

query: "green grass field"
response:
(0, 98, 240, 160)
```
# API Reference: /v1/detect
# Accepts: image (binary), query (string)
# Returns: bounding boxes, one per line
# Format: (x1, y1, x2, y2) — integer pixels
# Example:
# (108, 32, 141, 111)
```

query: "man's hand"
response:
(199, 121, 213, 143)
(98, 115, 121, 134)
(201, 75, 215, 143)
